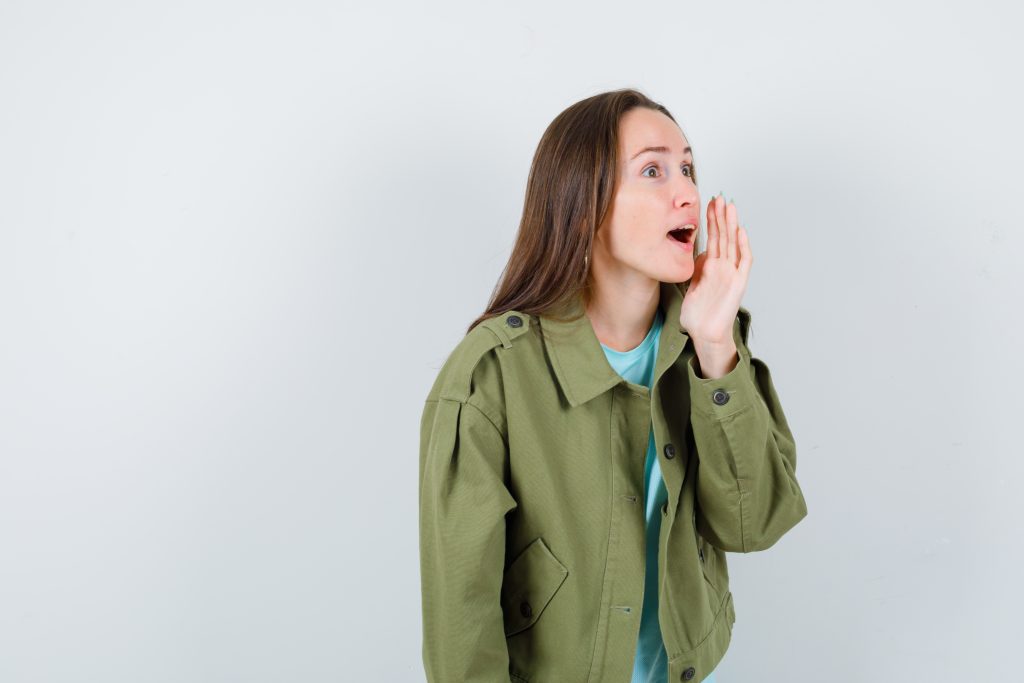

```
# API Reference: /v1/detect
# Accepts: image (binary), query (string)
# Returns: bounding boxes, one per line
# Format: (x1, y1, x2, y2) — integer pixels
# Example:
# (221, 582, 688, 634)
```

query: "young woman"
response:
(419, 88, 808, 683)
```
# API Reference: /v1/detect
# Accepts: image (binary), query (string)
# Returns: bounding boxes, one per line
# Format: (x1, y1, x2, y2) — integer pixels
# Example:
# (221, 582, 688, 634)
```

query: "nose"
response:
(673, 174, 699, 208)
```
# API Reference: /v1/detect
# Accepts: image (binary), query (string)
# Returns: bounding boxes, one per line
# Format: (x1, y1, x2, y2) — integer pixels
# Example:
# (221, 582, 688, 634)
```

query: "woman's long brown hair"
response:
(466, 87, 699, 335)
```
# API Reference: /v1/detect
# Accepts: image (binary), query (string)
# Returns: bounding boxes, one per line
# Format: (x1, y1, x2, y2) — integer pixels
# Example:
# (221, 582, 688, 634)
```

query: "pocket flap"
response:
(501, 537, 568, 637)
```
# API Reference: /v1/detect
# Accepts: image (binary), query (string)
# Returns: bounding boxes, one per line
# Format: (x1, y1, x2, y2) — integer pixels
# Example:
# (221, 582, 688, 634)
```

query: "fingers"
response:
(707, 194, 750, 271)
(706, 193, 752, 263)
(707, 193, 729, 259)
(738, 223, 752, 277)
(706, 195, 719, 259)
(715, 194, 728, 260)
(725, 200, 738, 265)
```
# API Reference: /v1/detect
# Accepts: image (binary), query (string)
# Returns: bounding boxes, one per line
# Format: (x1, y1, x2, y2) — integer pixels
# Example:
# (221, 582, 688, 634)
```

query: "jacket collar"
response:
(538, 280, 691, 407)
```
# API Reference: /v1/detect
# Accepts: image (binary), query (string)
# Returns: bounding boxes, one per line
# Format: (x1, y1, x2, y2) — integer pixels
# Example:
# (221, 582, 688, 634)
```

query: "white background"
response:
(1, 0, 1022, 680)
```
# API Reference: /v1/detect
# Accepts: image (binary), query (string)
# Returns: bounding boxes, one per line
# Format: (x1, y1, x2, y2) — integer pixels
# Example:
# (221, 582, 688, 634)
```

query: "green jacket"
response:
(419, 280, 808, 683)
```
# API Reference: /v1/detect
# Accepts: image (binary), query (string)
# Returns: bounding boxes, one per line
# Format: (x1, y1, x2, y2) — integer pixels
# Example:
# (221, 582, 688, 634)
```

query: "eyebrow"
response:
(630, 145, 693, 161)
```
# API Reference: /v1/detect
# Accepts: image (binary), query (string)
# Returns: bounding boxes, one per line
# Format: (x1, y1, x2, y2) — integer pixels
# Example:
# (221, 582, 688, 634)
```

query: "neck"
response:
(585, 271, 661, 353)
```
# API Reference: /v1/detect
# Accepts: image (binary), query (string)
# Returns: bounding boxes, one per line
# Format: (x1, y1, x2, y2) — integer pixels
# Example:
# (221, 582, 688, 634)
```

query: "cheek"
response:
(608, 192, 663, 247)
(607, 215, 649, 255)
(604, 222, 666, 270)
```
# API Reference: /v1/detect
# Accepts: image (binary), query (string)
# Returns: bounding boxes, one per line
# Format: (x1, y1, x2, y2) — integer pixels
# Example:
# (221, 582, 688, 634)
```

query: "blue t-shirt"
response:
(600, 305, 717, 683)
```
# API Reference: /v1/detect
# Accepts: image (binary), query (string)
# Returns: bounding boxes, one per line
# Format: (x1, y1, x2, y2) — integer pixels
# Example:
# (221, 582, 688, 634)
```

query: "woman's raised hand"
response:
(678, 192, 752, 349)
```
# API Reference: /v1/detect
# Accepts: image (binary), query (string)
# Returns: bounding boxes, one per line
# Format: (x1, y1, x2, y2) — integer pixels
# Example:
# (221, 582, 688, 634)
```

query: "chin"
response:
(629, 254, 694, 283)
(660, 262, 694, 284)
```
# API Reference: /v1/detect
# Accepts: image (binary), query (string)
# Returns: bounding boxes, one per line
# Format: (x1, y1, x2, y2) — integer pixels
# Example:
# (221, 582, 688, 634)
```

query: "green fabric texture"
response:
(419, 280, 808, 683)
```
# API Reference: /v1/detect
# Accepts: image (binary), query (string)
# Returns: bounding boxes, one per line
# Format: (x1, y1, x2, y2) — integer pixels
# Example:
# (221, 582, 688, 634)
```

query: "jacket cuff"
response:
(686, 343, 759, 420)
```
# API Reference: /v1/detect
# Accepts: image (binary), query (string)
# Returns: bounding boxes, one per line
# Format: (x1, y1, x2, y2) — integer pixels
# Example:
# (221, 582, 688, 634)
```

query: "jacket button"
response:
(712, 388, 730, 405)
(681, 666, 696, 680)
(507, 314, 523, 328)
(663, 443, 675, 459)
(520, 600, 532, 618)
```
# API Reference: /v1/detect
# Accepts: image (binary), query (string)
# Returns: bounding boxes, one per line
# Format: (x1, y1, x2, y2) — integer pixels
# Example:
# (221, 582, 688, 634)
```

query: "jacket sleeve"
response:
(419, 396, 518, 682)
(687, 310, 808, 553)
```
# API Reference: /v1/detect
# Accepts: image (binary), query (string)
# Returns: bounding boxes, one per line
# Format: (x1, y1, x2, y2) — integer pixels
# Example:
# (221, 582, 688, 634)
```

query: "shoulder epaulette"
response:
(436, 311, 528, 404)
(477, 310, 532, 349)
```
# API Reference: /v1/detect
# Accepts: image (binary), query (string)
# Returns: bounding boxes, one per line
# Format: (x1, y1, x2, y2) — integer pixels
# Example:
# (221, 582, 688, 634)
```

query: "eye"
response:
(642, 162, 695, 178)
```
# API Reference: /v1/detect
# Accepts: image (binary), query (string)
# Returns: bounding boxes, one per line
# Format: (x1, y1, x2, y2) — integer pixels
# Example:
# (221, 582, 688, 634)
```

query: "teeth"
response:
(673, 224, 696, 232)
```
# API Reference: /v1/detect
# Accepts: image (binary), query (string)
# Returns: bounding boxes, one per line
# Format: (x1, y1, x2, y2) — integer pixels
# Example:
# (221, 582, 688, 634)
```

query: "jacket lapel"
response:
(538, 281, 691, 407)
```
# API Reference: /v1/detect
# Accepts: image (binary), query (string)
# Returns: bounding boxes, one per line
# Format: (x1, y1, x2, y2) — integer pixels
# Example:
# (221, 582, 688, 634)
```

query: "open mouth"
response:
(667, 224, 697, 244)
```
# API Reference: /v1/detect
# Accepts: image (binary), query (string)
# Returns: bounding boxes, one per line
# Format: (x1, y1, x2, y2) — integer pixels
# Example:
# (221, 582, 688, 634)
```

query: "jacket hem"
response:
(667, 590, 736, 683)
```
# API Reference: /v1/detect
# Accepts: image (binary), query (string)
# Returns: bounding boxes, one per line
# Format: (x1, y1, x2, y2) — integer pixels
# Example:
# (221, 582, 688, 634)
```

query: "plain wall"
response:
(1, 0, 1021, 680)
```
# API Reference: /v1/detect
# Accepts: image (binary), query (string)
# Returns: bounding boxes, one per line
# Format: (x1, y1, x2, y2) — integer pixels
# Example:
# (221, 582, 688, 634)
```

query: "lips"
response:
(667, 223, 696, 244)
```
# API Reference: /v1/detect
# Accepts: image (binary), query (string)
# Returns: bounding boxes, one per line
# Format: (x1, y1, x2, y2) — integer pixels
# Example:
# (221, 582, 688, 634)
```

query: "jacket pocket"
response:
(697, 534, 721, 595)
(500, 536, 569, 637)
(693, 509, 720, 596)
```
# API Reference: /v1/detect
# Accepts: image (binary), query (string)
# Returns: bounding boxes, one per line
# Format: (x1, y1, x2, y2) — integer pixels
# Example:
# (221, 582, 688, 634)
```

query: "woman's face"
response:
(593, 107, 700, 284)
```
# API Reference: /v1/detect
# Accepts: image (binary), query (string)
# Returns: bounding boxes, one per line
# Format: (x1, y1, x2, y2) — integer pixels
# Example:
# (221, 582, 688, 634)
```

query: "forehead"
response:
(619, 107, 690, 158)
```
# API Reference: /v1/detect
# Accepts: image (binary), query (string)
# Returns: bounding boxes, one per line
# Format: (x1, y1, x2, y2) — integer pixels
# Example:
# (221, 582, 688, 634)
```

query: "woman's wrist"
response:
(691, 339, 739, 379)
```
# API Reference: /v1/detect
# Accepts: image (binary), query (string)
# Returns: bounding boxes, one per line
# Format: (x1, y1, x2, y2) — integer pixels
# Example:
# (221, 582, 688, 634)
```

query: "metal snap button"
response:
(507, 315, 523, 328)
(712, 388, 730, 405)
(682, 666, 696, 680)
(663, 443, 675, 459)
(520, 600, 532, 618)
